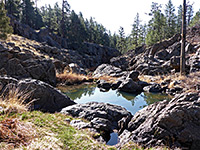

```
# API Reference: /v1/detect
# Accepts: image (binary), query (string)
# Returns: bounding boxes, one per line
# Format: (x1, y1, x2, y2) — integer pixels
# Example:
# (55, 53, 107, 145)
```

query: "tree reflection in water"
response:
(58, 84, 96, 100)
(58, 84, 171, 115)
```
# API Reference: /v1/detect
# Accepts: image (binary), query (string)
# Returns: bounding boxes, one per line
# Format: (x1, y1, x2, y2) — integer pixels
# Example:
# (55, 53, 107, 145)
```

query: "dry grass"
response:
(139, 72, 200, 93)
(0, 118, 36, 149)
(97, 75, 118, 84)
(0, 85, 36, 148)
(0, 85, 33, 114)
(57, 70, 119, 85)
(56, 71, 92, 84)
(2, 34, 51, 59)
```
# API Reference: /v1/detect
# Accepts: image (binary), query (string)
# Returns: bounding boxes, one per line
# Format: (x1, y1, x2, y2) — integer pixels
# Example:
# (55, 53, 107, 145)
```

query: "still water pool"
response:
(58, 83, 171, 145)
(58, 83, 171, 115)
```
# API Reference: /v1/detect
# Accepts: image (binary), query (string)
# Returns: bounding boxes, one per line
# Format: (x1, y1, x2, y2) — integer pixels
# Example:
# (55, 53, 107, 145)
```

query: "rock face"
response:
(118, 92, 200, 149)
(93, 64, 127, 78)
(61, 102, 132, 141)
(118, 78, 142, 94)
(189, 48, 200, 72)
(109, 30, 200, 75)
(94, 64, 147, 94)
(9, 16, 120, 71)
(0, 43, 56, 86)
(0, 76, 75, 112)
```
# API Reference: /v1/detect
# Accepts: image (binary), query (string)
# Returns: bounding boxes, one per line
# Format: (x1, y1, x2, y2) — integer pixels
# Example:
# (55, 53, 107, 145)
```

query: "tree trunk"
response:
(180, 0, 186, 75)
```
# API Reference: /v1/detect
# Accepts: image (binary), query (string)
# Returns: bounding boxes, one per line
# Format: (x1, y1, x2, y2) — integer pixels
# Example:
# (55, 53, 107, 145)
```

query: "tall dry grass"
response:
(0, 85, 33, 114)
(56, 71, 92, 84)
(0, 118, 36, 148)
(0, 85, 36, 148)
(139, 72, 200, 93)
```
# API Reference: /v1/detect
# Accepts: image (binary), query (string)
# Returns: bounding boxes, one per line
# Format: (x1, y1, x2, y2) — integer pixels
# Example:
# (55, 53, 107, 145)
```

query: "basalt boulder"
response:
(117, 92, 200, 149)
(93, 64, 127, 78)
(0, 45, 56, 86)
(0, 76, 75, 112)
(61, 102, 132, 141)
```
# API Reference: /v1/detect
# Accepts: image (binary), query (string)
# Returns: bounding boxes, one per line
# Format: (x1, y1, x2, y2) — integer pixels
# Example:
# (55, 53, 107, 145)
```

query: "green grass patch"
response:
(0, 111, 116, 149)
(0, 110, 168, 149)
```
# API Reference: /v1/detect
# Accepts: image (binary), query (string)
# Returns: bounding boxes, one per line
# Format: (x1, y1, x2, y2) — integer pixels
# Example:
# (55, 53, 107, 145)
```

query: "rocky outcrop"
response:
(118, 78, 143, 94)
(187, 24, 200, 45)
(61, 102, 132, 141)
(149, 34, 181, 57)
(0, 76, 75, 112)
(117, 92, 200, 149)
(94, 64, 148, 94)
(0, 43, 56, 86)
(93, 64, 127, 78)
(189, 48, 200, 72)
(9, 16, 120, 71)
(109, 30, 200, 75)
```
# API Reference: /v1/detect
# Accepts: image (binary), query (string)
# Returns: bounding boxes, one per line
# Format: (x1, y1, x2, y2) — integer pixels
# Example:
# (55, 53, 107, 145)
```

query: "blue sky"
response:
(38, 0, 200, 35)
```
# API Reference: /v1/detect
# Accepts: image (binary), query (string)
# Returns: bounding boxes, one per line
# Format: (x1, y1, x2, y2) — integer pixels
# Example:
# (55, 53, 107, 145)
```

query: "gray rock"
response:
(61, 102, 132, 132)
(118, 92, 200, 149)
(70, 120, 91, 129)
(110, 57, 129, 71)
(65, 63, 87, 75)
(118, 78, 142, 94)
(128, 71, 139, 81)
(93, 64, 127, 78)
(0, 76, 75, 112)
(97, 80, 112, 90)
(143, 83, 163, 93)
(170, 56, 180, 71)
(0, 47, 56, 86)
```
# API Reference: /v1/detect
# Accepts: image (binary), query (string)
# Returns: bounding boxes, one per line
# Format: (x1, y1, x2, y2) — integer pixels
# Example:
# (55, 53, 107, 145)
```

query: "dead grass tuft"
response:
(56, 71, 92, 84)
(0, 85, 33, 114)
(140, 72, 200, 93)
(0, 118, 36, 148)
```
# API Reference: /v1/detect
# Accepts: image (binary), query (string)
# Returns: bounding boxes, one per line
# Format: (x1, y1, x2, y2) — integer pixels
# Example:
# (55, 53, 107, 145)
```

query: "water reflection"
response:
(58, 84, 171, 115)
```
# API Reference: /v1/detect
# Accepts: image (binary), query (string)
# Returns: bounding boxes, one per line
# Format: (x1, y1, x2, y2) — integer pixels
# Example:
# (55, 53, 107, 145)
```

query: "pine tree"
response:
(22, 0, 35, 28)
(5, 0, 21, 19)
(117, 27, 127, 53)
(189, 9, 200, 27)
(54, 2, 62, 33)
(138, 23, 147, 45)
(60, 0, 70, 38)
(146, 2, 166, 46)
(34, 8, 43, 30)
(165, 0, 176, 38)
(129, 13, 141, 49)
(176, 5, 182, 33)
(0, 1, 13, 39)
(67, 10, 86, 45)
(186, 2, 194, 25)
(109, 32, 117, 49)
(78, 12, 88, 41)
(88, 17, 97, 43)
(180, 0, 186, 75)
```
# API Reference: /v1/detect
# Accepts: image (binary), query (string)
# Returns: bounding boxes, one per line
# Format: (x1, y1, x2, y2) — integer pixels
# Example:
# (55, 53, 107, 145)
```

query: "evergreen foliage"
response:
(22, 0, 35, 28)
(117, 27, 127, 53)
(0, 1, 13, 39)
(60, 0, 70, 38)
(146, 2, 167, 46)
(190, 9, 200, 27)
(176, 5, 182, 33)
(0, 0, 198, 50)
(186, 2, 194, 26)
(5, 0, 21, 19)
(165, 0, 176, 38)
(34, 8, 43, 30)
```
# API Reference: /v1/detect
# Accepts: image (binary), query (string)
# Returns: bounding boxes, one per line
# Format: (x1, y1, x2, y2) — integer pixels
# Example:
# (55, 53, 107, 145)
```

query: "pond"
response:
(58, 83, 171, 115)
(58, 83, 171, 146)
